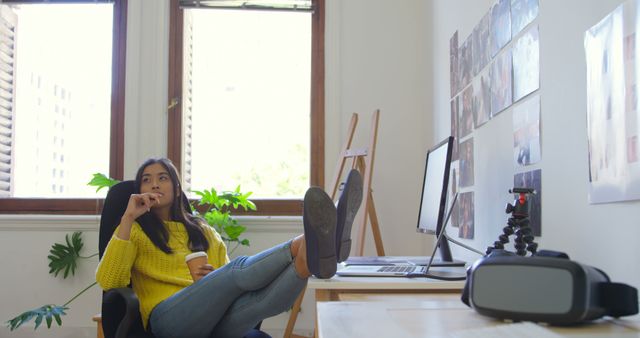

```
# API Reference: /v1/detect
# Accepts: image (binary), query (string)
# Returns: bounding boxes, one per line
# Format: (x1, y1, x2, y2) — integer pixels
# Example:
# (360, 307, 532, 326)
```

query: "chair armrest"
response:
(103, 288, 142, 338)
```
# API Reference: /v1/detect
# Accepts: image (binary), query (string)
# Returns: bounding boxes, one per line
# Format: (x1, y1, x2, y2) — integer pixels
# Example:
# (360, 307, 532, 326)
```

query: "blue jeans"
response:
(149, 241, 307, 338)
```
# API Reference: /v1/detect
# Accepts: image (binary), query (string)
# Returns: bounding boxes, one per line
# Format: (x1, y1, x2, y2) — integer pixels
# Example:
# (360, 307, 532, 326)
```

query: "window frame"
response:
(0, 0, 127, 215)
(167, 0, 325, 216)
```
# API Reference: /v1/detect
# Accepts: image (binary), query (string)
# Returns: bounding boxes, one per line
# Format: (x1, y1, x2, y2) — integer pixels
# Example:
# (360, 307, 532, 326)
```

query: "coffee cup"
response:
(185, 251, 208, 282)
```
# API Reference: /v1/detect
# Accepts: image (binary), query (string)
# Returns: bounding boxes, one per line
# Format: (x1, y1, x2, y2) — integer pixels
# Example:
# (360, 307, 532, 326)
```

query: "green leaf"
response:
(87, 173, 120, 192)
(48, 232, 84, 279)
(53, 314, 62, 326)
(240, 239, 250, 246)
(193, 188, 219, 206)
(6, 305, 68, 331)
(223, 224, 246, 240)
(45, 312, 52, 328)
(34, 314, 42, 330)
(204, 210, 231, 227)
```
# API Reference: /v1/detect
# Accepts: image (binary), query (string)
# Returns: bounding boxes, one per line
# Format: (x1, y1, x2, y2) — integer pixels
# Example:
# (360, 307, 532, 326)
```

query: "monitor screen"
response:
(416, 136, 454, 260)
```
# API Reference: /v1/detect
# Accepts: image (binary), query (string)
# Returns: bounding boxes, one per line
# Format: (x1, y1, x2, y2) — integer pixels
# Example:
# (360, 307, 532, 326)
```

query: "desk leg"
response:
(283, 288, 306, 338)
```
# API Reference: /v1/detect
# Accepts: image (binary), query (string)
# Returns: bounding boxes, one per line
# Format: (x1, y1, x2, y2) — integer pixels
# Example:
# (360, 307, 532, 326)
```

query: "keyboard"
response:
(377, 266, 417, 273)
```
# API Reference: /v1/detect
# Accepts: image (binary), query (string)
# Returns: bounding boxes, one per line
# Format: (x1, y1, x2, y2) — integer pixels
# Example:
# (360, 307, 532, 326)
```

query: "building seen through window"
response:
(0, 4, 113, 198)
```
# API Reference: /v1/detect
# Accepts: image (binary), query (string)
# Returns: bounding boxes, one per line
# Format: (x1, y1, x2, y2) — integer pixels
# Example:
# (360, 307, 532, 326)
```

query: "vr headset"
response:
(461, 250, 638, 325)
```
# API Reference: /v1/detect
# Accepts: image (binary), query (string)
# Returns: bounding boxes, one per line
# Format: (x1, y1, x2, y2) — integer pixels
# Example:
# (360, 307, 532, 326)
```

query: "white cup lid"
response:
(185, 251, 208, 262)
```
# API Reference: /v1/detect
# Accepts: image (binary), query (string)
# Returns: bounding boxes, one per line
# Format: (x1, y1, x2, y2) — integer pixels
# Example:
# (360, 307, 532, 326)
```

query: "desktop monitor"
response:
(416, 136, 455, 262)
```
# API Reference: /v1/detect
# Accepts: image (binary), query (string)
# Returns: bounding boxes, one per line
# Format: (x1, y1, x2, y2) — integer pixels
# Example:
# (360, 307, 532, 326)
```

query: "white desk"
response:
(283, 274, 466, 338)
(316, 293, 640, 338)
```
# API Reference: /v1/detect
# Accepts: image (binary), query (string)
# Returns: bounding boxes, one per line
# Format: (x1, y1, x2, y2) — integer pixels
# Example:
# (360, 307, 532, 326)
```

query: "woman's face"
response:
(140, 163, 175, 210)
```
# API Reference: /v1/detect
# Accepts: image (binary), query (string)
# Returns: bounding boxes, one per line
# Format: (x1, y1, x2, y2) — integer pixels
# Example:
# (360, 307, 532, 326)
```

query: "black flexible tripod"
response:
(486, 187, 538, 256)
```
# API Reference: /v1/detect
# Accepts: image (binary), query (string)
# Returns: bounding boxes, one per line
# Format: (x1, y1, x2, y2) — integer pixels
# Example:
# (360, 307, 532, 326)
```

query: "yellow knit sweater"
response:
(95, 221, 229, 329)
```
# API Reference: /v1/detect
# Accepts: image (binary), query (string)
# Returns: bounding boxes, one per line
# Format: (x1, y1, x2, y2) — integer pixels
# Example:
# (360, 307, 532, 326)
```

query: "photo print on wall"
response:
(513, 25, 540, 102)
(459, 138, 475, 188)
(458, 191, 475, 239)
(491, 48, 513, 116)
(473, 11, 492, 76)
(450, 30, 459, 97)
(514, 169, 541, 236)
(459, 36, 473, 91)
(448, 161, 460, 228)
(585, 1, 640, 203)
(491, 0, 512, 57)
(474, 69, 492, 128)
(511, 0, 539, 37)
(460, 85, 475, 138)
(513, 94, 541, 166)
(451, 96, 460, 161)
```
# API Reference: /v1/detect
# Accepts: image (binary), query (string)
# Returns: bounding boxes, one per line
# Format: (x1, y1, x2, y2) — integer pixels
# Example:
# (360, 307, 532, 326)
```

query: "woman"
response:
(96, 158, 363, 338)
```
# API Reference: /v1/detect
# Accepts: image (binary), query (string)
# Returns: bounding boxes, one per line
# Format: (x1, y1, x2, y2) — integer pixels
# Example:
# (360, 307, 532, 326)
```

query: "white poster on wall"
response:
(584, 1, 640, 203)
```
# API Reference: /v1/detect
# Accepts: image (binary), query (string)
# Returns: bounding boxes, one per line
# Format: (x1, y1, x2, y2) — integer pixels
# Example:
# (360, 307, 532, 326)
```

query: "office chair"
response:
(98, 180, 271, 338)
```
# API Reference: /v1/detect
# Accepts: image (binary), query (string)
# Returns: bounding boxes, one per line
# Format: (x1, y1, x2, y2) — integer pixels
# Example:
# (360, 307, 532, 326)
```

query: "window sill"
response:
(0, 214, 302, 232)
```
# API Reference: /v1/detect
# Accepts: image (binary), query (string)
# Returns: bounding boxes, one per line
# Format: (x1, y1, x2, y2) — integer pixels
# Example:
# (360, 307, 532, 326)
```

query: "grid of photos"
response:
(448, 0, 541, 240)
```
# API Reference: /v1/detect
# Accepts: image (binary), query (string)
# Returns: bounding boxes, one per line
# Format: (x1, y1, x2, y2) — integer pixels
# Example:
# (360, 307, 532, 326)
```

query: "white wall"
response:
(1, 1, 433, 337)
(430, 0, 640, 289)
(325, 0, 433, 258)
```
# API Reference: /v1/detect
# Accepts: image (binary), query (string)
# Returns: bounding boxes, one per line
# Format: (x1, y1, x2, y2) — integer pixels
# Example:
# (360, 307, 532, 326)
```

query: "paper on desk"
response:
(450, 322, 563, 338)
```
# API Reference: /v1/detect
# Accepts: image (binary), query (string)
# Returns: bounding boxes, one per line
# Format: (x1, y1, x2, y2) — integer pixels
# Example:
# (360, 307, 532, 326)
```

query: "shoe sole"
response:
(335, 170, 363, 262)
(303, 187, 337, 279)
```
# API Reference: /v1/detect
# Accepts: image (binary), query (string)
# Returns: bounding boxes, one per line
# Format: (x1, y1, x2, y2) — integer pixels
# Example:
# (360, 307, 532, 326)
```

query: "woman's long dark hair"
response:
(133, 158, 209, 254)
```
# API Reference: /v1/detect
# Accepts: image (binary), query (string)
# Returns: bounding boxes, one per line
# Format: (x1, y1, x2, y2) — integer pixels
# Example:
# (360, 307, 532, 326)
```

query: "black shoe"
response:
(335, 169, 363, 263)
(303, 187, 337, 279)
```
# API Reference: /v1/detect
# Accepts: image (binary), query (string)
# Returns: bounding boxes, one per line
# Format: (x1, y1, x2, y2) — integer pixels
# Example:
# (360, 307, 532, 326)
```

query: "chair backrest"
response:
(99, 180, 134, 259)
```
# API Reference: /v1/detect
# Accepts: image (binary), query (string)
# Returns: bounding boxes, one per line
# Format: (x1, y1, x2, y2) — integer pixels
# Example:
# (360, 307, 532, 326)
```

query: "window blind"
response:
(0, 7, 16, 197)
(179, 0, 313, 12)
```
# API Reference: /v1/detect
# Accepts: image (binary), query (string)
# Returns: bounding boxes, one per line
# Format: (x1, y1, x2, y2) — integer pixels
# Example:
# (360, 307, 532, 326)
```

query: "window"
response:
(0, 0, 127, 214)
(168, 0, 324, 216)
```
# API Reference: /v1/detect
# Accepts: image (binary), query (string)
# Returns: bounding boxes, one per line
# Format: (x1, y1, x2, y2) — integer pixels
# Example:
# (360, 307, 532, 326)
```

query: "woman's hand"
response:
(123, 193, 161, 221)
(116, 193, 161, 241)
(193, 264, 215, 281)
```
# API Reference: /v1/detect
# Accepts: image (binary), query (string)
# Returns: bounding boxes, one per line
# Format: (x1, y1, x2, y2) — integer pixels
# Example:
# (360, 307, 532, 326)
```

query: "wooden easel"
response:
(329, 110, 385, 256)
(283, 110, 385, 338)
